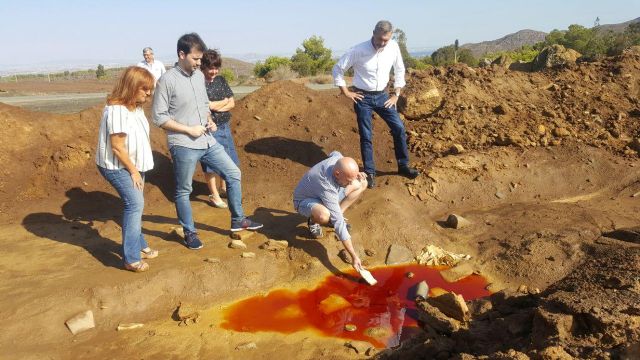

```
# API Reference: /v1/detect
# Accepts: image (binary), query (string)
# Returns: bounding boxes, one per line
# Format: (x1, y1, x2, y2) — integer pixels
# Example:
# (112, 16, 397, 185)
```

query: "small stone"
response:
(235, 342, 257, 350)
(406, 272, 415, 278)
(204, 258, 220, 263)
(495, 191, 506, 199)
(65, 310, 95, 335)
(229, 240, 247, 249)
(440, 262, 474, 283)
(537, 124, 547, 136)
(449, 144, 465, 155)
(552, 127, 570, 137)
(445, 214, 471, 229)
(241, 252, 256, 258)
(344, 324, 357, 332)
(82, 181, 89, 186)
(259, 240, 288, 251)
(253, 115, 262, 121)
(230, 231, 255, 241)
(517, 284, 528, 293)
(117, 323, 144, 331)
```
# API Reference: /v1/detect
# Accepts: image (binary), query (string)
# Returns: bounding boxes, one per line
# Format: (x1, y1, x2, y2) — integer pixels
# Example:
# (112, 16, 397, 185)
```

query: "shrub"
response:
(265, 64, 299, 82)
(220, 68, 235, 83)
(254, 56, 291, 78)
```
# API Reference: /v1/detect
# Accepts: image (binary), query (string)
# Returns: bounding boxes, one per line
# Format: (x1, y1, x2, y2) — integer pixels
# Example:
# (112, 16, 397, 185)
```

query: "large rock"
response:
(385, 244, 413, 265)
(399, 77, 443, 120)
(531, 45, 581, 70)
(426, 292, 470, 322)
(416, 300, 461, 334)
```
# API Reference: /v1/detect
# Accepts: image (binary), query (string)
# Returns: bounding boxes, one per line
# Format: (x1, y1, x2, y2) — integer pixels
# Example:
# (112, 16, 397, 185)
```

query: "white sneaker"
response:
(308, 219, 323, 238)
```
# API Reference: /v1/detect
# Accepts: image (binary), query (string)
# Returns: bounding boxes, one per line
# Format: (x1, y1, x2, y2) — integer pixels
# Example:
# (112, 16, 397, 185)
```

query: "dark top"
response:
(205, 76, 234, 125)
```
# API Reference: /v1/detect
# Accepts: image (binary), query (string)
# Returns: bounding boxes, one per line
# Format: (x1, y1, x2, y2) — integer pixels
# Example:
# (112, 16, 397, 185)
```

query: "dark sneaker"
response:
(308, 218, 323, 238)
(398, 166, 419, 179)
(366, 173, 375, 189)
(230, 217, 264, 232)
(183, 230, 203, 250)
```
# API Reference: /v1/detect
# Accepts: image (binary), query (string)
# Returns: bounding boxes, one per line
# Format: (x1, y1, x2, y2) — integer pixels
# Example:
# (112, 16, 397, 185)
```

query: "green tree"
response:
(393, 28, 417, 68)
(290, 35, 334, 76)
(220, 68, 235, 83)
(96, 64, 106, 79)
(253, 56, 291, 78)
(431, 45, 477, 66)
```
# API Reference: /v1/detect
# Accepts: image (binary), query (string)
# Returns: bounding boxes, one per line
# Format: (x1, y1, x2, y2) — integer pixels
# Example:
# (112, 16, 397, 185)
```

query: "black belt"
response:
(352, 87, 385, 95)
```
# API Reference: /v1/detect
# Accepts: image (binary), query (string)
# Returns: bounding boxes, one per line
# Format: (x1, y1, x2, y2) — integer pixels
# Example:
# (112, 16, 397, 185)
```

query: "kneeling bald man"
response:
(293, 151, 367, 270)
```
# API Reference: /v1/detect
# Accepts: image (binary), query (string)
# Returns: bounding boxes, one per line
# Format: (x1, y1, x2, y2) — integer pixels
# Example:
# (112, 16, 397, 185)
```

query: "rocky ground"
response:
(0, 47, 639, 359)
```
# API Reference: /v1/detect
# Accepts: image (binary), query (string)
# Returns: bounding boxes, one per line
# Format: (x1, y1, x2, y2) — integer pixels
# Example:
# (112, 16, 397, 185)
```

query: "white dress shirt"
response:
(333, 38, 405, 91)
(136, 60, 166, 82)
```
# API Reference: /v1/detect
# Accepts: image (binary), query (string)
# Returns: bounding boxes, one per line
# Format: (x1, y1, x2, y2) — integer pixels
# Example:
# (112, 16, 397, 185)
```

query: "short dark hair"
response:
(177, 33, 206, 56)
(202, 49, 222, 69)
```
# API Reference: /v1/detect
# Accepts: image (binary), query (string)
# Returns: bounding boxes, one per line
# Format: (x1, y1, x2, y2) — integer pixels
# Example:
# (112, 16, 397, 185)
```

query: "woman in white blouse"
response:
(96, 66, 156, 272)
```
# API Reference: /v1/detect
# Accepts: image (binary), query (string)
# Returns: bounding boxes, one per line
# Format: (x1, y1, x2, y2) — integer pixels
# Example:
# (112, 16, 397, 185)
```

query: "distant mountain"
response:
(461, 29, 547, 57)
(597, 17, 640, 33)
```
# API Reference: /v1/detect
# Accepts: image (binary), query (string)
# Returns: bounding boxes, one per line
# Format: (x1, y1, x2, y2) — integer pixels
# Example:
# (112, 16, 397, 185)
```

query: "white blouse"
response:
(95, 105, 154, 172)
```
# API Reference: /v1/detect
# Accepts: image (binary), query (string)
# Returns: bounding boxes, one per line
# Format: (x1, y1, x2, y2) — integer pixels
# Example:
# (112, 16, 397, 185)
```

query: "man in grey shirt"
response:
(293, 151, 367, 270)
(152, 33, 262, 250)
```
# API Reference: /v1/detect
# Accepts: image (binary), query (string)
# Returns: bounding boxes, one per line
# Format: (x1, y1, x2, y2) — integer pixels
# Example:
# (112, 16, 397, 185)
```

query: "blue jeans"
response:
(97, 166, 148, 264)
(354, 92, 410, 175)
(170, 143, 243, 232)
(201, 122, 240, 173)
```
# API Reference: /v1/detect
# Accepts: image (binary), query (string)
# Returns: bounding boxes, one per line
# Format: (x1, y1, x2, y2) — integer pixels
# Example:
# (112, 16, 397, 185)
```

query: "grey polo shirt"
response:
(152, 64, 216, 149)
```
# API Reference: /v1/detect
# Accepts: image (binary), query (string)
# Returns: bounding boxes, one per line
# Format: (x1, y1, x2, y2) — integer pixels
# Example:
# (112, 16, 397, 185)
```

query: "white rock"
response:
(65, 310, 95, 335)
(229, 240, 247, 249)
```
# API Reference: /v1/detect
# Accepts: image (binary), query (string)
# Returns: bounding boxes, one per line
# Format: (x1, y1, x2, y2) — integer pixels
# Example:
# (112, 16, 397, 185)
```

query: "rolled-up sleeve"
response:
(332, 49, 354, 88)
(152, 77, 171, 127)
(319, 189, 351, 241)
(393, 43, 406, 89)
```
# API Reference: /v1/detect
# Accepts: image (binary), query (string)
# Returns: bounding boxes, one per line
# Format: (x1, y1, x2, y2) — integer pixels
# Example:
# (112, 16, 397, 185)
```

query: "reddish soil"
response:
(0, 49, 639, 359)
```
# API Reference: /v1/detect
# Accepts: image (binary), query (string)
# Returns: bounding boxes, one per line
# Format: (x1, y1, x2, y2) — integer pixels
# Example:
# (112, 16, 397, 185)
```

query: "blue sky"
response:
(0, 0, 638, 69)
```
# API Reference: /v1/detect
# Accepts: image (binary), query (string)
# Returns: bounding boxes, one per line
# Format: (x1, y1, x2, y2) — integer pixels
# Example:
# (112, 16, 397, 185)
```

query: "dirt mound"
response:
(0, 102, 173, 219)
(401, 49, 640, 173)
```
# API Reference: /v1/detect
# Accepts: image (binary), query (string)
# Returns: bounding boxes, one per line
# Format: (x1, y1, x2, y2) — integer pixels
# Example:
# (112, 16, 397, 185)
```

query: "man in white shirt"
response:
(137, 47, 166, 83)
(333, 20, 419, 189)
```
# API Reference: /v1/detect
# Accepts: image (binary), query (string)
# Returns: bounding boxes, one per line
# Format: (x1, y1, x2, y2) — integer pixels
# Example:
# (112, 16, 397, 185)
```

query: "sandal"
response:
(141, 247, 159, 259)
(207, 195, 228, 208)
(124, 261, 149, 272)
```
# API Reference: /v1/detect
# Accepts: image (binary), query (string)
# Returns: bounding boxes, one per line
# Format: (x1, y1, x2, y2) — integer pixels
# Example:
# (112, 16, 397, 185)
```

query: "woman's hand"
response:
(131, 171, 144, 190)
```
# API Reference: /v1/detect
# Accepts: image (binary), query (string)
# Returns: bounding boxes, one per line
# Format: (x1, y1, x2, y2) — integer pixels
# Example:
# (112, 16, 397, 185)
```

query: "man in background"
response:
(137, 47, 166, 83)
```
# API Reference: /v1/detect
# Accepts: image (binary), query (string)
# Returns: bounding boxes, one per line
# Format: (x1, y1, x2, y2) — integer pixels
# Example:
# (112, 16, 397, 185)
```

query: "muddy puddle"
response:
(221, 264, 490, 348)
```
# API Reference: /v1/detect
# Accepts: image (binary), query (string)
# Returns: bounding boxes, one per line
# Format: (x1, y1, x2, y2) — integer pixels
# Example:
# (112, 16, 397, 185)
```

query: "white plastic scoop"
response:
(357, 267, 378, 286)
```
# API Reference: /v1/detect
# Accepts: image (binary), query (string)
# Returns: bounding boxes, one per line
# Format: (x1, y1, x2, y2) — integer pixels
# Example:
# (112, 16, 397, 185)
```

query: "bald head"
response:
(334, 157, 360, 186)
